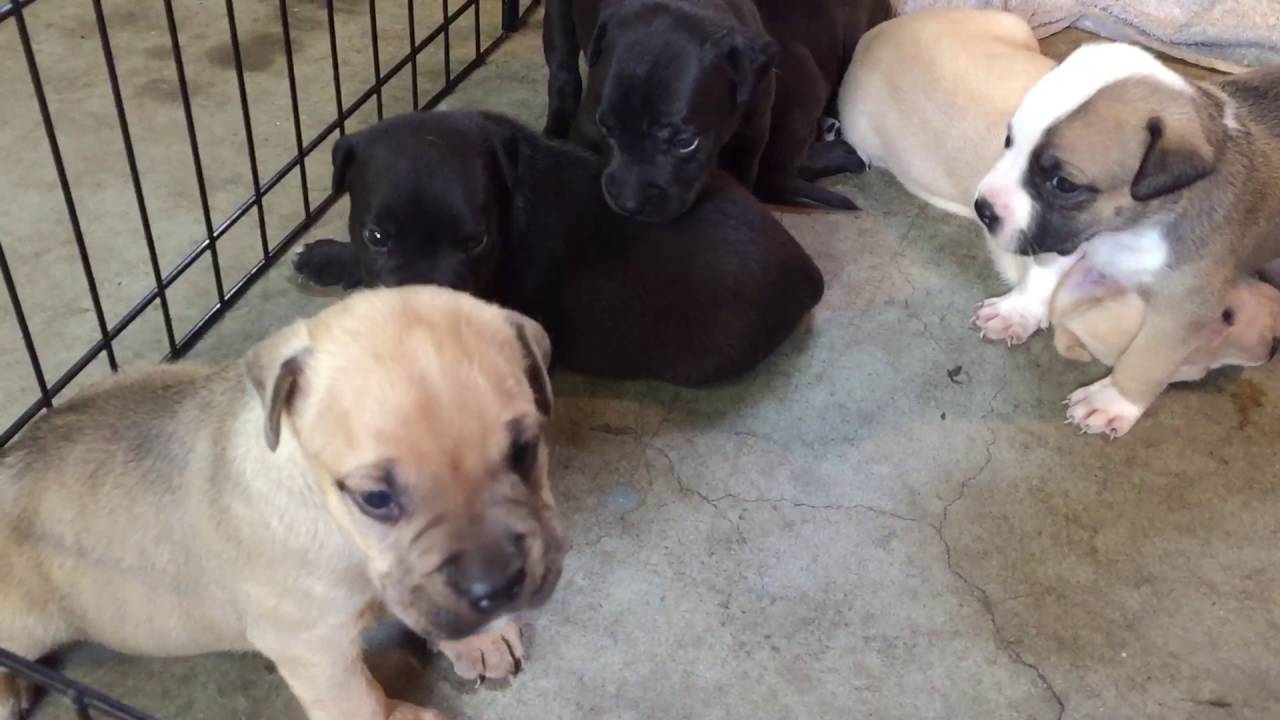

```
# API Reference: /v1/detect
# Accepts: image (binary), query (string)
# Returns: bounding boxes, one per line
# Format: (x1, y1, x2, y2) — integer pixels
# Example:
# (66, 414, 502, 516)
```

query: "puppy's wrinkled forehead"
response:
(298, 289, 536, 476)
(602, 21, 722, 125)
(352, 123, 489, 216)
(1006, 43, 1190, 164)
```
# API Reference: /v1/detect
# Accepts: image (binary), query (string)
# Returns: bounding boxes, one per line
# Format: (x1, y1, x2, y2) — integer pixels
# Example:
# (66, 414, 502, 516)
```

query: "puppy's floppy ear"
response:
(585, 15, 609, 67)
(479, 112, 525, 194)
(720, 32, 778, 106)
(244, 320, 312, 452)
(506, 310, 553, 418)
(332, 134, 357, 195)
(1131, 115, 1216, 202)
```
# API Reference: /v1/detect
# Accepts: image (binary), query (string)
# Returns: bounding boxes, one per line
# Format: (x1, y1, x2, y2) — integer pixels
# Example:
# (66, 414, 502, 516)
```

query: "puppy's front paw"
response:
(294, 238, 361, 289)
(387, 700, 448, 720)
(971, 293, 1048, 346)
(1066, 376, 1146, 438)
(436, 621, 524, 683)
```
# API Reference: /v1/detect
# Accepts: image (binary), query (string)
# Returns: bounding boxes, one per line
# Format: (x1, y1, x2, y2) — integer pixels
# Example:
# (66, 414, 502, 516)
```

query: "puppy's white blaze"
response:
(975, 42, 1191, 249)
(1084, 225, 1170, 287)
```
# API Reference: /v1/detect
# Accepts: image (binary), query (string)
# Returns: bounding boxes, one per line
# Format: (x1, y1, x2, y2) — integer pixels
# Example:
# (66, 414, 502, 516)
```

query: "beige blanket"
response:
(894, 0, 1280, 72)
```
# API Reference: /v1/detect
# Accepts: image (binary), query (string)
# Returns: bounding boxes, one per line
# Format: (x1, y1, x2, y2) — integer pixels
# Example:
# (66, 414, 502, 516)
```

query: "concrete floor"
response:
(4, 5, 1280, 720)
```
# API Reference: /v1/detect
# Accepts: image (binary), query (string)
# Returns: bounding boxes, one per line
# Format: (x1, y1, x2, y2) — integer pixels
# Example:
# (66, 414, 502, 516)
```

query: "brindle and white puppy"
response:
(973, 42, 1280, 437)
(0, 287, 564, 720)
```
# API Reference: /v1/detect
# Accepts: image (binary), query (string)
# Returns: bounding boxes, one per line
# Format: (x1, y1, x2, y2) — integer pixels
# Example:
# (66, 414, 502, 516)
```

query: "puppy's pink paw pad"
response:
(971, 294, 1046, 346)
(1066, 377, 1145, 438)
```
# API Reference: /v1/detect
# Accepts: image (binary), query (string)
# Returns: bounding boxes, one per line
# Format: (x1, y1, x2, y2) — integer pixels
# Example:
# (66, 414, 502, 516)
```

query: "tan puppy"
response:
(839, 9, 1069, 346)
(0, 287, 565, 720)
(840, 9, 1055, 218)
(975, 43, 1280, 436)
(1050, 258, 1280, 382)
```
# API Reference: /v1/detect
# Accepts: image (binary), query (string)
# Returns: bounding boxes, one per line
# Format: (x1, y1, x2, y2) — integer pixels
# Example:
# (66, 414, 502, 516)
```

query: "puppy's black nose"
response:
(609, 193, 646, 217)
(448, 539, 527, 613)
(1270, 337, 1279, 361)
(974, 197, 1000, 232)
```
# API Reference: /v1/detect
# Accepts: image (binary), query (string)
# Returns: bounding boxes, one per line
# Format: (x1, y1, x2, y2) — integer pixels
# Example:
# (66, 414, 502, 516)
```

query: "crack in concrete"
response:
(631, 375, 1065, 719)
(935, 380, 1066, 720)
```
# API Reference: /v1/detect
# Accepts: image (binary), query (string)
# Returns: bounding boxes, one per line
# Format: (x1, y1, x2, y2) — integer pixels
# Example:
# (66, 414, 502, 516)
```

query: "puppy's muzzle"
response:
(601, 171, 671, 222)
(974, 197, 1000, 234)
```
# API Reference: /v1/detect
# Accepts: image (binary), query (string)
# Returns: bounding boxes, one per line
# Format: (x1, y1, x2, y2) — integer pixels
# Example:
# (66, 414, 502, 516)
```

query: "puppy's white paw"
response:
(971, 292, 1048, 346)
(387, 700, 448, 720)
(1066, 376, 1146, 438)
(436, 621, 524, 683)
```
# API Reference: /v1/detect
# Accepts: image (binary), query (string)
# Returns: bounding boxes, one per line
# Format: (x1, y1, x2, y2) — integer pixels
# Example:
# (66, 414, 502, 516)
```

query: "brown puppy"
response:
(975, 43, 1280, 436)
(0, 287, 564, 720)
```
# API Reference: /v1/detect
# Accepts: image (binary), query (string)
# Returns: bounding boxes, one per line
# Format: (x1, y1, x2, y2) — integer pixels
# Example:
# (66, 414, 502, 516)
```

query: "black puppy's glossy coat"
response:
(294, 111, 824, 387)
(543, 0, 893, 217)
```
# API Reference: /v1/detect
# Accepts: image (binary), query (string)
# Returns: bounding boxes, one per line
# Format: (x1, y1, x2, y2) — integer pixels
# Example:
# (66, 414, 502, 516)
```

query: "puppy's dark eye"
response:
(355, 489, 400, 522)
(509, 436, 539, 482)
(465, 233, 489, 255)
(362, 225, 391, 249)
(1004, 126, 1013, 150)
(340, 474, 402, 524)
(1048, 175, 1081, 194)
(675, 135, 700, 154)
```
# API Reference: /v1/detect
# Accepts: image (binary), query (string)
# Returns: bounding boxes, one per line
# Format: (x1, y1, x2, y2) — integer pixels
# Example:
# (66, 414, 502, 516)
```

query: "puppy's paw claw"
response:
(972, 293, 1047, 346)
(1065, 376, 1145, 438)
(437, 621, 525, 683)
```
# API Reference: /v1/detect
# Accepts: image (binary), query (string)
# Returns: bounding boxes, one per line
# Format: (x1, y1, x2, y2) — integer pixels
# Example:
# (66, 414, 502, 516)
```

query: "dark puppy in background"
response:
(294, 111, 824, 387)
(544, 0, 779, 222)
(542, 0, 894, 219)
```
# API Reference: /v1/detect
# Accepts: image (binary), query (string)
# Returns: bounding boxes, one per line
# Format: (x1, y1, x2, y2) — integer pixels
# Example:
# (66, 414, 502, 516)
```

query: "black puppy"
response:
(294, 111, 824, 387)
(544, 0, 778, 223)
(542, 0, 894, 219)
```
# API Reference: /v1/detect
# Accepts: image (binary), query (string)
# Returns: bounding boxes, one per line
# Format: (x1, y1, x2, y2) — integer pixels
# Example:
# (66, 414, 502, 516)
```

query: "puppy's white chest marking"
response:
(1085, 226, 1169, 287)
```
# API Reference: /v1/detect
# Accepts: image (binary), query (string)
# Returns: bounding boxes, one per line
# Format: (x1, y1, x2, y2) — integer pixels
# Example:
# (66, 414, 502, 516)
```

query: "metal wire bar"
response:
(443, 0, 453, 83)
(0, 647, 160, 720)
(13, 0, 119, 374)
(0, 239, 50, 405)
(92, 0, 179, 354)
(328, 0, 347, 137)
(162, 0, 226, 302)
(2, 0, 533, 449)
(407, 0, 419, 106)
(223, 0, 272, 259)
(278, 0, 314, 216)
(369, 0, 384, 120)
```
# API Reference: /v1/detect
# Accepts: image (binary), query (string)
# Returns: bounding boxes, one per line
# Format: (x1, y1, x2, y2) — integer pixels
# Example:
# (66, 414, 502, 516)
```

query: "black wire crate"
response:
(0, 0, 532, 713)
(0, 0, 534, 448)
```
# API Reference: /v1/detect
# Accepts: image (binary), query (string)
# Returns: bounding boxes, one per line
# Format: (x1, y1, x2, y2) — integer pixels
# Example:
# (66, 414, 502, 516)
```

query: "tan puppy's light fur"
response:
(839, 8, 1055, 218)
(839, 9, 1070, 347)
(0, 286, 565, 720)
(1050, 259, 1280, 382)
